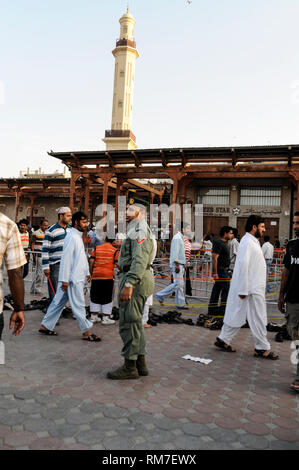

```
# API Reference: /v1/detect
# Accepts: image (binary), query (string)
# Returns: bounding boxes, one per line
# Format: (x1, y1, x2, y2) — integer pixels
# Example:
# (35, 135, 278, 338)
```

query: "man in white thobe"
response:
(39, 212, 100, 342)
(155, 224, 187, 309)
(215, 215, 279, 359)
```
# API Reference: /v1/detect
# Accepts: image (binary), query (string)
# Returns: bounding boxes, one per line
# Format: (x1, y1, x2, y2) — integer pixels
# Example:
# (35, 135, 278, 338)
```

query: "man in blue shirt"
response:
(39, 212, 100, 342)
(155, 223, 187, 309)
(42, 207, 72, 302)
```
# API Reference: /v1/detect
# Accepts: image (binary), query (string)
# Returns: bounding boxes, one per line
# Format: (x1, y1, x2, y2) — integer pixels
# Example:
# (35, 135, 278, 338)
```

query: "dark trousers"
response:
(208, 277, 230, 316)
(22, 262, 29, 279)
(185, 267, 192, 297)
(48, 263, 60, 302)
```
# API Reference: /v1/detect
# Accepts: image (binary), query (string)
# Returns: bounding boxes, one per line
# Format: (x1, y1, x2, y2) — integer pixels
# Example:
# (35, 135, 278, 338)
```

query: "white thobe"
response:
(142, 238, 157, 325)
(42, 228, 92, 333)
(219, 232, 270, 351)
(59, 228, 89, 283)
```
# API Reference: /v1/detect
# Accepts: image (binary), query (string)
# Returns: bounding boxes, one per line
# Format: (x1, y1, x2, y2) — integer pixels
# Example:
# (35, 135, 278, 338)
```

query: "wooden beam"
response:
(84, 179, 91, 218)
(105, 152, 115, 169)
(160, 150, 168, 169)
(231, 148, 237, 167)
(127, 179, 164, 196)
(131, 151, 142, 168)
(180, 149, 187, 168)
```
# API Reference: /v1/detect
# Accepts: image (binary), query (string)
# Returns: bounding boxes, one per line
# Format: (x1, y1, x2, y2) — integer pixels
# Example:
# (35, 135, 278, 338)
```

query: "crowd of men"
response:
(0, 203, 298, 391)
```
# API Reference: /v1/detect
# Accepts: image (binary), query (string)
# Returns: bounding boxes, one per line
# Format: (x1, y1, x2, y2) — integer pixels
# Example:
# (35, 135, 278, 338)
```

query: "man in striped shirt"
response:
(42, 207, 72, 302)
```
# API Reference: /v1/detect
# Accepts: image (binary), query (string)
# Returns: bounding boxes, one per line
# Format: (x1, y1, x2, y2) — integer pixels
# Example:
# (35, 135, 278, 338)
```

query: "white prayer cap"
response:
(56, 207, 72, 214)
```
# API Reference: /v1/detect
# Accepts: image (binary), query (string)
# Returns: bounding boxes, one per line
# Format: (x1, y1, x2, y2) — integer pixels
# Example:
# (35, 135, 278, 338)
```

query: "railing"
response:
(105, 129, 136, 142)
(116, 38, 136, 48)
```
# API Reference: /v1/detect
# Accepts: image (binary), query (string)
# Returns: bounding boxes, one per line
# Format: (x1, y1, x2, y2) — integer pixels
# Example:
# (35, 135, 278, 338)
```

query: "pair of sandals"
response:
(39, 328, 101, 342)
(215, 337, 279, 359)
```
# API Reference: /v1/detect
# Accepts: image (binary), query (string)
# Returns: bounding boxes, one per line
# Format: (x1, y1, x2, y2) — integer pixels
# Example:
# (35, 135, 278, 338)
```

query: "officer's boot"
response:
(136, 355, 149, 376)
(106, 359, 139, 380)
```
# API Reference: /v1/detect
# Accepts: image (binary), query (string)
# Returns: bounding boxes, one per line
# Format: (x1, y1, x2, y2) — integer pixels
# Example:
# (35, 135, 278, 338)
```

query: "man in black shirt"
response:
(208, 226, 234, 317)
(278, 211, 299, 392)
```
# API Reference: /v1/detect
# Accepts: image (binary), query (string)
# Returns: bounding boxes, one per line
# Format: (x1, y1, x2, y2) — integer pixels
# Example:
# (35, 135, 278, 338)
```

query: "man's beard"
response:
(254, 229, 262, 239)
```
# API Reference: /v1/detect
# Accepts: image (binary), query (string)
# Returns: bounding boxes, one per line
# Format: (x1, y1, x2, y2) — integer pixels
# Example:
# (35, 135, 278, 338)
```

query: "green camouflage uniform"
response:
(117, 219, 155, 360)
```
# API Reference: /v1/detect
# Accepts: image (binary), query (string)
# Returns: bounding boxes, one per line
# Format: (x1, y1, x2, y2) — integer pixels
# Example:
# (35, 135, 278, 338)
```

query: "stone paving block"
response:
(49, 423, 79, 439)
(102, 436, 135, 450)
(1, 412, 27, 426)
(239, 434, 270, 449)
(4, 431, 37, 447)
(270, 441, 299, 450)
(65, 412, 95, 425)
(174, 435, 203, 450)
(90, 417, 118, 431)
(30, 437, 64, 450)
(24, 418, 56, 434)
(19, 403, 44, 415)
(182, 422, 210, 437)
(14, 390, 38, 400)
(152, 416, 183, 431)
(41, 408, 67, 420)
(102, 406, 130, 419)
(76, 429, 106, 446)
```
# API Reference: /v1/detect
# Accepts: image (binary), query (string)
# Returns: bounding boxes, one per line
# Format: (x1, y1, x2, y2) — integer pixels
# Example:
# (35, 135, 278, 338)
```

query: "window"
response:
(197, 187, 230, 205)
(240, 187, 281, 206)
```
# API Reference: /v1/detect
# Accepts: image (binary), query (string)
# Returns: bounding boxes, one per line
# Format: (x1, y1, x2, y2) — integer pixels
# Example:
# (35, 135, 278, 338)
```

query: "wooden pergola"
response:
(48, 144, 299, 218)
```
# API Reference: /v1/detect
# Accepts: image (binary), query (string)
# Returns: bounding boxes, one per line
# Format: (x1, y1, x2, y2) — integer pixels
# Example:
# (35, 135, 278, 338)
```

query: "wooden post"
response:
(29, 195, 36, 226)
(15, 190, 21, 222)
(69, 169, 79, 213)
(90, 197, 96, 225)
(115, 177, 126, 230)
(84, 179, 90, 219)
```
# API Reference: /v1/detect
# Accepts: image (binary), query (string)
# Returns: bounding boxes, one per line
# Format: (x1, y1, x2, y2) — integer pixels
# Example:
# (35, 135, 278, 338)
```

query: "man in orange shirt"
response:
(89, 237, 119, 325)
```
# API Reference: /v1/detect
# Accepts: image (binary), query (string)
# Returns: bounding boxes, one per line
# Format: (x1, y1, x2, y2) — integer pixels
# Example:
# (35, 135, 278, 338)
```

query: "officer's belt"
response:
(120, 264, 151, 273)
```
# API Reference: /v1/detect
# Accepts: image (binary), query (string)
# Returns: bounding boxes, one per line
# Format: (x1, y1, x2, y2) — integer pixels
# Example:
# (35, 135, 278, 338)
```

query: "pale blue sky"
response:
(1, 0, 299, 177)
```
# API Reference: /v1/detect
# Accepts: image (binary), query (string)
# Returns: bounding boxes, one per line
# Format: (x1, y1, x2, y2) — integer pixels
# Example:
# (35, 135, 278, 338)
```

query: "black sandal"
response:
(39, 328, 58, 336)
(214, 337, 236, 352)
(82, 334, 101, 342)
(254, 349, 279, 360)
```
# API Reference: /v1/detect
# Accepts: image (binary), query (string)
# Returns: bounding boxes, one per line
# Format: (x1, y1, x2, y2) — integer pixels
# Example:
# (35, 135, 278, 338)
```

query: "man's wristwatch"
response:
(125, 282, 133, 288)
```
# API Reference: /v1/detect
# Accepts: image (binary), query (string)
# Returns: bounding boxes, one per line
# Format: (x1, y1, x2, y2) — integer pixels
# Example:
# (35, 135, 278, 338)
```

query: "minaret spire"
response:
(103, 8, 139, 150)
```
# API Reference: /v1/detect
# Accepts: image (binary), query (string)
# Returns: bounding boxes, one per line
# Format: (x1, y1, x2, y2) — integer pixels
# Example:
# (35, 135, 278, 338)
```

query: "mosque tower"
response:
(103, 8, 139, 150)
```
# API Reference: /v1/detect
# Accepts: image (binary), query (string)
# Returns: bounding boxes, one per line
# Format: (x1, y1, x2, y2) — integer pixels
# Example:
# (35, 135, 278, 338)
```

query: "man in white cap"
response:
(42, 207, 72, 302)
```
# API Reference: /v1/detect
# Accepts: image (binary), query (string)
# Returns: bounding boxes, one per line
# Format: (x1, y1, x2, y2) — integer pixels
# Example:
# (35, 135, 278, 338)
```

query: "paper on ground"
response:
(182, 354, 212, 365)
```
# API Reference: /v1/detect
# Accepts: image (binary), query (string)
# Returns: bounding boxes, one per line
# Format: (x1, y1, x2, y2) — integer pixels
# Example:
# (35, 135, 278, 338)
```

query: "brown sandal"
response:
(39, 328, 58, 336)
(254, 349, 279, 360)
(215, 337, 236, 352)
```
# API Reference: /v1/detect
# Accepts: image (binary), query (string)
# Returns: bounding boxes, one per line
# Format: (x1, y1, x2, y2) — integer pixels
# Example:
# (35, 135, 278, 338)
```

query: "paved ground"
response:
(0, 287, 298, 451)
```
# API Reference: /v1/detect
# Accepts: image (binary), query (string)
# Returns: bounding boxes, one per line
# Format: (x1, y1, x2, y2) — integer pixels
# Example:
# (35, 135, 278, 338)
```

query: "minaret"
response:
(103, 8, 139, 150)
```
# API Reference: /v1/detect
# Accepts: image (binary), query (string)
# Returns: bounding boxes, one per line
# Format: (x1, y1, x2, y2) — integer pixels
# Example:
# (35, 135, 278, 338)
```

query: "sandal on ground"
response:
(214, 337, 236, 352)
(254, 349, 279, 360)
(82, 333, 101, 342)
(39, 328, 58, 336)
(290, 381, 299, 392)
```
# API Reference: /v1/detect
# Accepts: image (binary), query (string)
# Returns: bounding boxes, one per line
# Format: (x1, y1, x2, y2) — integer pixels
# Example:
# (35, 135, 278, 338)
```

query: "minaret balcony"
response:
(105, 129, 136, 143)
(116, 38, 136, 48)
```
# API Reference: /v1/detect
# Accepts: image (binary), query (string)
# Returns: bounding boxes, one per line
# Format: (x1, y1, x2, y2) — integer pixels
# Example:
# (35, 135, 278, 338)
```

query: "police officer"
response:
(107, 198, 155, 380)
